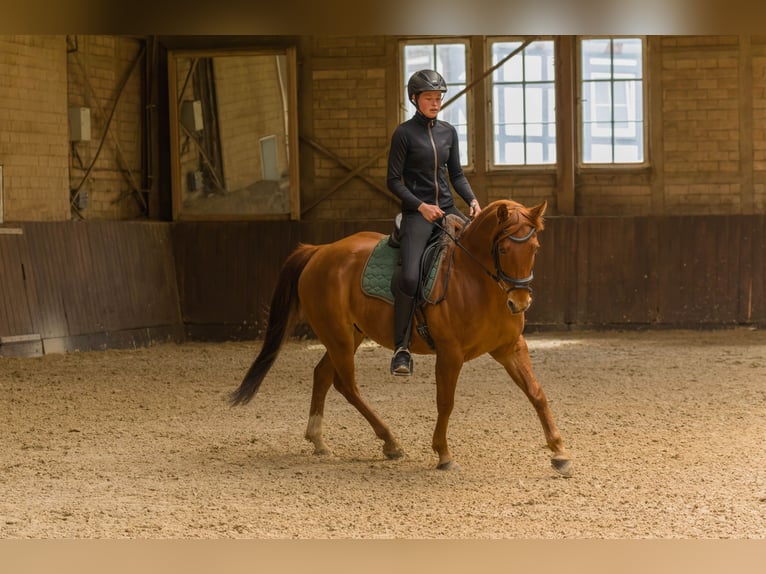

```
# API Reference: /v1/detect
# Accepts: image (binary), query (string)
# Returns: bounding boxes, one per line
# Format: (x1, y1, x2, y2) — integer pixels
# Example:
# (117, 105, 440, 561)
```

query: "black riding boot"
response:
(391, 293, 415, 376)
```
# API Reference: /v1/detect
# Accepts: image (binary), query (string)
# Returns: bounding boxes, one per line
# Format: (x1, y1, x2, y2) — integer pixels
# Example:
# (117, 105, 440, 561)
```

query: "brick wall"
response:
(658, 36, 743, 214)
(66, 35, 145, 220)
(303, 36, 395, 220)
(3, 35, 766, 223)
(0, 35, 69, 221)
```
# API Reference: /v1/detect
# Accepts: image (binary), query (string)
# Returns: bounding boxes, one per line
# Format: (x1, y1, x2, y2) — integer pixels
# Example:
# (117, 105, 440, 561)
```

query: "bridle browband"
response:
(434, 213, 537, 294)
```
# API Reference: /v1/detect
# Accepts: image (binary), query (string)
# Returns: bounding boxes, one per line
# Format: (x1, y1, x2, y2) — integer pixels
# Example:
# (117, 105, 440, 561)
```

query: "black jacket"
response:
(386, 111, 476, 213)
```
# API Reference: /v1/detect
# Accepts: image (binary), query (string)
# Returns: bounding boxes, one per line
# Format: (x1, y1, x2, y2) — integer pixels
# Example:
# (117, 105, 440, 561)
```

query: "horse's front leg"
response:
(490, 335, 572, 477)
(432, 350, 464, 470)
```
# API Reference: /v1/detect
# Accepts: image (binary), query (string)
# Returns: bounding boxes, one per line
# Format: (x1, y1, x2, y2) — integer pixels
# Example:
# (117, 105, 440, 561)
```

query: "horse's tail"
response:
(229, 244, 320, 406)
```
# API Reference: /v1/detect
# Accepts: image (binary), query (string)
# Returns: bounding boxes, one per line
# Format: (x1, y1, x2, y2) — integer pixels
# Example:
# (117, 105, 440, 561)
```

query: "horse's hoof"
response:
(313, 447, 331, 456)
(551, 454, 573, 477)
(437, 460, 461, 471)
(384, 447, 404, 460)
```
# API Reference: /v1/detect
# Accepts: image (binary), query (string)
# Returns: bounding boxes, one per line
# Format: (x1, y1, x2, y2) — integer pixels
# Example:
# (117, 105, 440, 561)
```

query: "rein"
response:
(433, 216, 536, 294)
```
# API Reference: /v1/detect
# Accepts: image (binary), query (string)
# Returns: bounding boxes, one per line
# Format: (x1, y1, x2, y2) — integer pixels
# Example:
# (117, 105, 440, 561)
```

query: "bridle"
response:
(434, 214, 538, 294)
(491, 226, 536, 293)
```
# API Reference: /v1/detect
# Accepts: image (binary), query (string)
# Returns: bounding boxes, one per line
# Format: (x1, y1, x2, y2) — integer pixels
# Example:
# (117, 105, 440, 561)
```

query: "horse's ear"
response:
(529, 200, 547, 228)
(497, 203, 510, 223)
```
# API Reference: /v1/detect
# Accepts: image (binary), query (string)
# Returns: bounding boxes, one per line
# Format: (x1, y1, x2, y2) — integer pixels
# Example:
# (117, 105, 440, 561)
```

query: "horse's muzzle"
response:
(507, 292, 532, 314)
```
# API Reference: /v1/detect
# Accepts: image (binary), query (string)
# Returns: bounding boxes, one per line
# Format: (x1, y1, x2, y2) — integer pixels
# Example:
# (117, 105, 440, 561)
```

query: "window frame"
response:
(398, 37, 473, 169)
(486, 36, 558, 172)
(576, 35, 649, 170)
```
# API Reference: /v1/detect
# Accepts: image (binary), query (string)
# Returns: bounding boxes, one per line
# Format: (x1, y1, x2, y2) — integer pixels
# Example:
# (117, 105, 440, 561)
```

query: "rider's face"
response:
(415, 90, 443, 119)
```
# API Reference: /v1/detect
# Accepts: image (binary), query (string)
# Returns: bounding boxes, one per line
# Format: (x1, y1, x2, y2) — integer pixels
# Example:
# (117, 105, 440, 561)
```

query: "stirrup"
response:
(390, 347, 413, 376)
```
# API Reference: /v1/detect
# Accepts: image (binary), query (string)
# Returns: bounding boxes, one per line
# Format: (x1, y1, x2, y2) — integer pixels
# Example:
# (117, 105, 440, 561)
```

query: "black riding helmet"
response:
(407, 69, 447, 105)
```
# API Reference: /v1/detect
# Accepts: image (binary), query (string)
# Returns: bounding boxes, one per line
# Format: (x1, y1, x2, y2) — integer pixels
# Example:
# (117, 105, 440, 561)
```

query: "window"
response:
(401, 40, 470, 165)
(490, 39, 556, 166)
(580, 37, 645, 164)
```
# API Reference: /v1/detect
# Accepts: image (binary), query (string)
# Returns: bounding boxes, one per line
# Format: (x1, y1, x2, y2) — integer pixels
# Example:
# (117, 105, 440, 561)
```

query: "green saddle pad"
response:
(361, 237, 440, 304)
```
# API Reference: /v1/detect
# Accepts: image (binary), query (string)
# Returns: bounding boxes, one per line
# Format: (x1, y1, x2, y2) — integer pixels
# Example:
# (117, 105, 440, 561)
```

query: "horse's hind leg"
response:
(306, 331, 404, 460)
(491, 336, 572, 477)
(330, 333, 404, 460)
(305, 330, 366, 455)
(304, 351, 336, 455)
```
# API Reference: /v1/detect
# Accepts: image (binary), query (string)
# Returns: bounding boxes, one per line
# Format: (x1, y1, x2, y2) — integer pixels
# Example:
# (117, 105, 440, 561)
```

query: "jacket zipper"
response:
(427, 120, 438, 206)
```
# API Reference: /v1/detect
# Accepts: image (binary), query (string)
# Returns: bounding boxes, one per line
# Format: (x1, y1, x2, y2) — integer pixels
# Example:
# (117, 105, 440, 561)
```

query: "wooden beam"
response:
(299, 136, 397, 216)
(648, 36, 666, 214)
(555, 36, 576, 216)
(739, 35, 755, 213)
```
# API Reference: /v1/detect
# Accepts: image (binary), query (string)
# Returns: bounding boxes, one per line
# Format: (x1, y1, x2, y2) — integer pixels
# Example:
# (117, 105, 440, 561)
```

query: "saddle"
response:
(361, 213, 467, 348)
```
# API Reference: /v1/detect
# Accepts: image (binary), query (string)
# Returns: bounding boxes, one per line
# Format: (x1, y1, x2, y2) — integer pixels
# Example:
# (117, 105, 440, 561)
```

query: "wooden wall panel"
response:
(1, 222, 182, 355)
(741, 216, 766, 323)
(655, 217, 742, 326)
(0, 228, 36, 339)
(2, 216, 765, 357)
(20, 223, 70, 339)
(525, 216, 577, 326)
(173, 219, 392, 340)
(172, 221, 304, 339)
(173, 215, 766, 338)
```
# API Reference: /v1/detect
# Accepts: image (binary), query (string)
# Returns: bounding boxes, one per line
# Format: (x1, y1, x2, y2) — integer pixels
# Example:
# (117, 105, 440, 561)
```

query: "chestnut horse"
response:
(230, 199, 571, 475)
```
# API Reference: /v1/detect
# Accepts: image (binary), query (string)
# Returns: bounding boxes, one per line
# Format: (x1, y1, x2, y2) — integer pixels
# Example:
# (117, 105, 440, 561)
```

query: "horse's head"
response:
(483, 199, 547, 315)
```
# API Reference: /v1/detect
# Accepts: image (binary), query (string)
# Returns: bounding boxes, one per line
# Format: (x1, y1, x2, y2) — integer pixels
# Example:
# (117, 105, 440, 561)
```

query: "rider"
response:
(386, 69, 482, 376)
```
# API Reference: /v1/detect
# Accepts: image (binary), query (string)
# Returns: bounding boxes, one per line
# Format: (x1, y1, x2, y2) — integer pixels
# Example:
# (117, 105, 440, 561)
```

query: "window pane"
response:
(494, 85, 524, 125)
(403, 45, 436, 111)
(547, 142, 557, 162)
(492, 42, 523, 82)
(525, 84, 555, 124)
(613, 38, 643, 79)
(441, 91, 467, 125)
(526, 123, 543, 138)
(613, 81, 629, 122)
(581, 39, 612, 80)
(583, 122, 614, 163)
(441, 92, 469, 165)
(436, 44, 467, 82)
(495, 136, 525, 165)
(614, 122, 644, 162)
(524, 41, 555, 82)
(526, 142, 542, 163)
(404, 45, 434, 72)
(613, 79, 644, 122)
